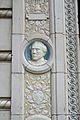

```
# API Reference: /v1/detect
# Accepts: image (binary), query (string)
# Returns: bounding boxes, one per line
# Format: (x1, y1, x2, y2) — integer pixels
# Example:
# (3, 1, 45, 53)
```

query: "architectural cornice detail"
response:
(0, 99, 11, 109)
(0, 52, 12, 61)
(0, 10, 12, 18)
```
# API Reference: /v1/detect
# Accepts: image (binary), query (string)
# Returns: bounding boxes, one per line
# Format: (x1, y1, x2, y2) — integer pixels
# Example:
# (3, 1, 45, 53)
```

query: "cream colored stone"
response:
(50, 73, 57, 115)
(0, 19, 11, 50)
(0, 62, 11, 97)
(12, 0, 25, 34)
(57, 73, 65, 114)
(55, 0, 64, 33)
(12, 34, 24, 73)
(0, 111, 10, 120)
(58, 115, 67, 120)
(27, 13, 47, 20)
(26, 115, 51, 120)
(11, 73, 24, 114)
(56, 34, 64, 72)
(11, 115, 24, 120)
(0, 0, 11, 8)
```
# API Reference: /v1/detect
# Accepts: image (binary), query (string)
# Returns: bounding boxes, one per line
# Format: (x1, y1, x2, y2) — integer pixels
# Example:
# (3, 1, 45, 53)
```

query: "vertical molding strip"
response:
(65, 0, 79, 119)
(49, 0, 57, 120)
(11, 0, 25, 120)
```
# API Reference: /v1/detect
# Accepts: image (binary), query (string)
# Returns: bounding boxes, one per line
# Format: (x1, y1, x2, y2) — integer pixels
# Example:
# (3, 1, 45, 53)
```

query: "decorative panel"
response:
(65, 0, 79, 120)
(25, 0, 49, 15)
(24, 72, 51, 118)
(25, 20, 49, 36)
(25, 0, 49, 37)
(24, 0, 51, 120)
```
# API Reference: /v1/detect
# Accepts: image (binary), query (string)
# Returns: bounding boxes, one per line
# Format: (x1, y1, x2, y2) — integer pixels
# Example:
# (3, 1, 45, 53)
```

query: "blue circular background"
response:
(24, 41, 50, 61)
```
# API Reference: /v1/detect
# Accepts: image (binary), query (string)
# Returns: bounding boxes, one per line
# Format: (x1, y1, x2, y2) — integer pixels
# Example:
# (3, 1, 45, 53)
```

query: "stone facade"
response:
(0, 0, 79, 120)
(0, 0, 12, 120)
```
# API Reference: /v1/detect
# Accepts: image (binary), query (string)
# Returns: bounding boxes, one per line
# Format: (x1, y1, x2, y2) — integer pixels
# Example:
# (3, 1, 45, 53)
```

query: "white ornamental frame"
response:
(22, 34, 53, 73)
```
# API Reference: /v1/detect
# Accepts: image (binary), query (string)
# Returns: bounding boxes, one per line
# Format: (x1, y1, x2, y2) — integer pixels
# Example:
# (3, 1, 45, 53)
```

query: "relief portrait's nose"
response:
(32, 49, 37, 54)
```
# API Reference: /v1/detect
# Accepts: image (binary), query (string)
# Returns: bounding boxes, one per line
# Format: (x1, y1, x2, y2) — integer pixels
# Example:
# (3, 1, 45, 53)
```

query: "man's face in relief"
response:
(31, 42, 45, 61)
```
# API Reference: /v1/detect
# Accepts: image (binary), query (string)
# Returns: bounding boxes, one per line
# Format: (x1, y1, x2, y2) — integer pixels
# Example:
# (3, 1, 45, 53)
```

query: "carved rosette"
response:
(24, 72, 51, 118)
(65, 0, 79, 119)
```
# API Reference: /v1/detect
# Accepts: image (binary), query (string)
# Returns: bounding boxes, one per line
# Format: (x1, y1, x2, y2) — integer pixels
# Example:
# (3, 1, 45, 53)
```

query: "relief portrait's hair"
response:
(32, 41, 47, 56)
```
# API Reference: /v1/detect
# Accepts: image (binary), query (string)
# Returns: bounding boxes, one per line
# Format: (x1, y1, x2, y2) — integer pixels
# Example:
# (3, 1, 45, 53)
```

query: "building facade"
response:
(0, 0, 80, 120)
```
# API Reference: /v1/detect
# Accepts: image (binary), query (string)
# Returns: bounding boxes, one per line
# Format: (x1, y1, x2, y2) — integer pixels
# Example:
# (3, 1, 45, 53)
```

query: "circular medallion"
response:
(22, 34, 53, 73)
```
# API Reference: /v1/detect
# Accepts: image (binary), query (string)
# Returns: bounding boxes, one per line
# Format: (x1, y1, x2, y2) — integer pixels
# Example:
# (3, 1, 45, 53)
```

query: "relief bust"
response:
(23, 36, 53, 73)
(29, 41, 47, 66)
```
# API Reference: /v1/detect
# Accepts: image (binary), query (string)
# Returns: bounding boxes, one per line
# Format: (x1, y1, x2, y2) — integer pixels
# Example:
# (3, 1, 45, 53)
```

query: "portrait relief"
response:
(23, 37, 53, 73)
(24, 41, 50, 66)
(29, 41, 47, 65)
